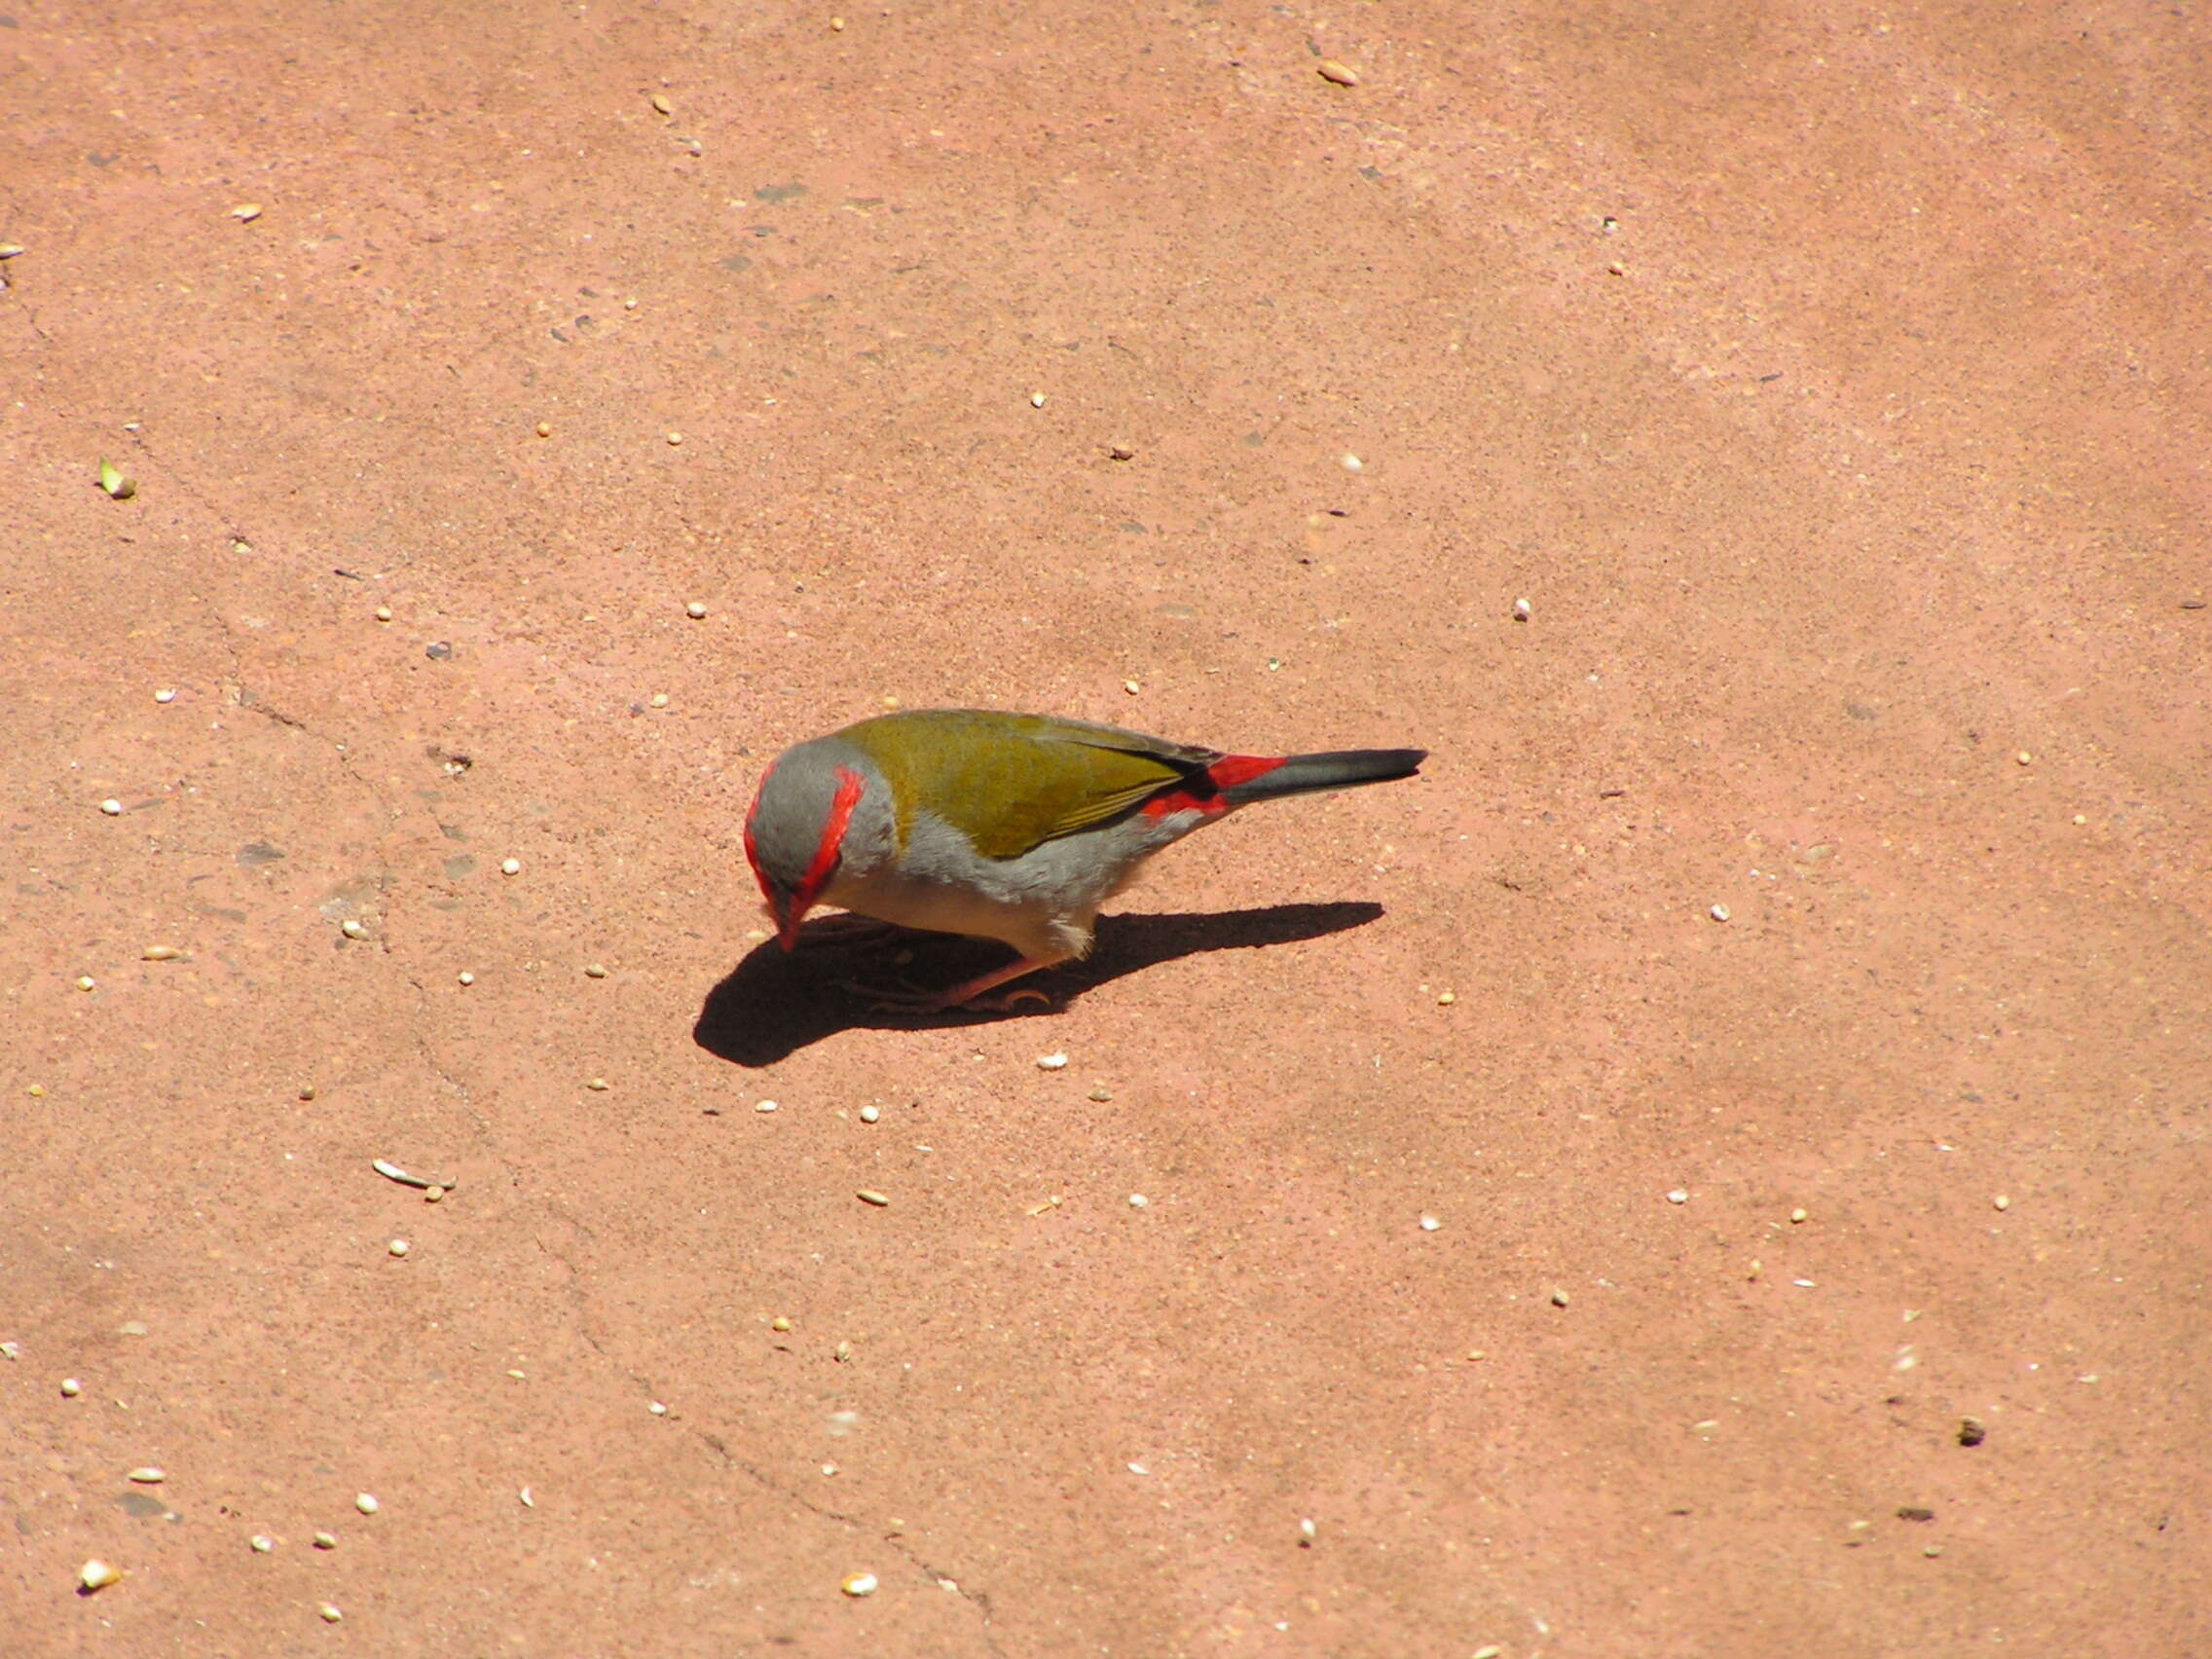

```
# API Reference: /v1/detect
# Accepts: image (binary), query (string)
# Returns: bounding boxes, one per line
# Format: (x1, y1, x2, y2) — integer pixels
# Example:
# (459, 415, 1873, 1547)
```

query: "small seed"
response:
(1127, 1193, 1149, 1209)
(841, 1571, 878, 1597)
(1029, 391, 1046, 408)
(859, 1105, 880, 1124)
(857, 1189, 890, 1207)
(99, 798, 123, 815)
(1316, 59, 1360, 86)
(833, 1340, 853, 1362)
(585, 963, 608, 977)
(313, 1530, 337, 1549)
(666, 430, 683, 446)
(1436, 989, 1456, 1005)
(648, 1401, 667, 1416)
(1124, 679, 1140, 695)
(424, 1186, 445, 1202)
(1551, 1288, 1570, 1308)
(76, 976, 95, 992)
(650, 691, 669, 707)
(1341, 451, 1364, 471)
(249, 1533, 274, 1553)
(61, 1378, 83, 1397)
(1299, 1517, 1317, 1544)
(155, 688, 176, 703)
(374, 605, 392, 622)
(1088, 1086, 1112, 1102)
(770, 1316, 792, 1332)
(142, 945, 183, 961)
(755, 1099, 778, 1113)
(500, 858, 522, 875)
(127, 1467, 166, 1483)
(354, 1493, 379, 1514)
(299, 1084, 316, 1101)
(685, 601, 707, 618)
(231, 203, 262, 221)
(2016, 751, 2033, 766)
(79, 1559, 124, 1592)
(457, 971, 474, 985)
(1710, 903, 1731, 923)
(1512, 597, 1531, 621)
(1036, 1051, 1069, 1070)
(341, 919, 367, 939)
(1666, 1189, 1689, 1204)
(1419, 1213, 1441, 1232)
(519, 1487, 534, 1507)
(585, 1077, 609, 1091)
(535, 421, 552, 437)
(1790, 1208, 1808, 1224)
(318, 1604, 343, 1623)
(387, 1239, 409, 1258)
(830, 16, 845, 29)
(650, 92, 672, 115)
(1993, 1194, 2010, 1211)
(97, 460, 135, 498)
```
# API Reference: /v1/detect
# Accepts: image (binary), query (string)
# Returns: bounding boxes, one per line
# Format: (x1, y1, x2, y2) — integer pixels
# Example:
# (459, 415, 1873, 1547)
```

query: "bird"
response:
(742, 708, 1425, 1011)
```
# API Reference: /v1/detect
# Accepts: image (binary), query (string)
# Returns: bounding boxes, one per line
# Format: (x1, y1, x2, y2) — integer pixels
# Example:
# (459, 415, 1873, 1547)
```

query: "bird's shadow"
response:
(692, 901, 1384, 1067)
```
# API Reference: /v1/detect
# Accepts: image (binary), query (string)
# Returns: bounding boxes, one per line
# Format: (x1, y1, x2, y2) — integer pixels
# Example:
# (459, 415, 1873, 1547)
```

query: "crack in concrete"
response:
(694, 1428, 1003, 1652)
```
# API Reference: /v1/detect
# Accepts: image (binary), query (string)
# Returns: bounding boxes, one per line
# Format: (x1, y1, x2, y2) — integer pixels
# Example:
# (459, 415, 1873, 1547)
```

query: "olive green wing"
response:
(838, 709, 1220, 861)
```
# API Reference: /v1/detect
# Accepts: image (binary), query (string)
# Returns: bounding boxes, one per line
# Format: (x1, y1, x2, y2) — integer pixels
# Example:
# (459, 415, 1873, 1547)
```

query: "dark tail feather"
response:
(1216, 748, 1426, 807)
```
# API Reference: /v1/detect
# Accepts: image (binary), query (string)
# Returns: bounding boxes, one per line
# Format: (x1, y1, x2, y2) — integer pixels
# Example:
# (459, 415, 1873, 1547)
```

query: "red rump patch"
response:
(1141, 753, 1284, 820)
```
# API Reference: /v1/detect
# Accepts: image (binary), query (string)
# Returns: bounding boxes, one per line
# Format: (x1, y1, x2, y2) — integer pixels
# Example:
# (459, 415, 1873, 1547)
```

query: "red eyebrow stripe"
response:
(793, 765, 866, 904)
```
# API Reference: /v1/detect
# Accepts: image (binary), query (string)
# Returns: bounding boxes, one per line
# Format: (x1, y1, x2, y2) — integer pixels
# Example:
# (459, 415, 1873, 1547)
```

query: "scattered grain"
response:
(1992, 1194, 2010, 1211)
(61, 1378, 82, 1397)
(1511, 597, 1531, 621)
(1666, 1189, 1688, 1204)
(841, 1571, 878, 1597)
(341, 919, 367, 940)
(79, 1559, 124, 1592)
(857, 1189, 890, 1207)
(99, 798, 123, 816)
(1419, 1213, 1441, 1232)
(374, 605, 392, 622)
(142, 945, 183, 961)
(319, 1604, 343, 1623)
(231, 203, 262, 221)
(249, 1534, 274, 1553)
(1036, 1051, 1069, 1070)
(155, 688, 176, 703)
(1550, 1288, 1570, 1308)
(1127, 1194, 1149, 1209)
(1316, 59, 1360, 86)
(354, 1493, 379, 1515)
(1299, 1517, 1317, 1544)
(127, 1468, 166, 1484)
(859, 1105, 880, 1123)
(313, 1531, 337, 1549)
(1709, 903, 1731, 923)
(585, 1077, 609, 1091)
(500, 858, 522, 875)
(457, 971, 474, 985)
(650, 93, 672, 115)
(387, 1240, 408, 1258)
(685, 601, 707, 618)
(584, 963, 608, 977)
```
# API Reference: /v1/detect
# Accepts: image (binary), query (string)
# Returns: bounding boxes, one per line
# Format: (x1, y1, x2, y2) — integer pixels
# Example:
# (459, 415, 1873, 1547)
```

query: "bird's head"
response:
(743, 742, 868, 951)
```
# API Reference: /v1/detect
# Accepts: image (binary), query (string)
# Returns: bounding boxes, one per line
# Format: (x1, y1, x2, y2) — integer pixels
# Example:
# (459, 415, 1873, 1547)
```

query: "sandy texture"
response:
(4, 1, 2207, 1652)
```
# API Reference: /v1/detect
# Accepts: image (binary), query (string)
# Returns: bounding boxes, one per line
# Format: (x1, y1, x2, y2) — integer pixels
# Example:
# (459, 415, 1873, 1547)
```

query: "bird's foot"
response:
(799, 913, 915, 948)
(832, 977, 1055, 1016)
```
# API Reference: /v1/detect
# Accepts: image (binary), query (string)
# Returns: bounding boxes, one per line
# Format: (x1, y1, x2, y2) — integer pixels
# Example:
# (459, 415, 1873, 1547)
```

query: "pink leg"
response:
(847, 952, 1068, 1014)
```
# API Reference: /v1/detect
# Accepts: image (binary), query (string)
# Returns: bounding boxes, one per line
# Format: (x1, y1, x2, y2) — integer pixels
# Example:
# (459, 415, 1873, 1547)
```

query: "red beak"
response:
(775, 894, 814, 953)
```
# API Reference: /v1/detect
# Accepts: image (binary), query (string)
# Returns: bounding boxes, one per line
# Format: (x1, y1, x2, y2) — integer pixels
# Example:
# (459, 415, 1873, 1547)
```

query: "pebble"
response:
(79, 1559, 123, 1592)
(650, 92, 672, 115)
(1109, 444, 1135, 461)
(1789, 1208, 1808, 1224)
(99, 798, 123, 816)
(354, 1493, 379, 1515)
(771, 1316, 792, 1332)
(841, 1571, 878, 1597)
(1088, 1087, 1111, 1102)
(648, 1401, 668, 1416)
(1340, 451, 1364, 472)
(584, 963, 608, 977)
(1550, 1288, 1570, 1308)
(2015, 751, 2033, 766)
(500, 858, 522, 875)
(859, 1105, 880, 1124)
(1710, 903, 1731, 923)
(1036, 1051, 1069, 1071)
